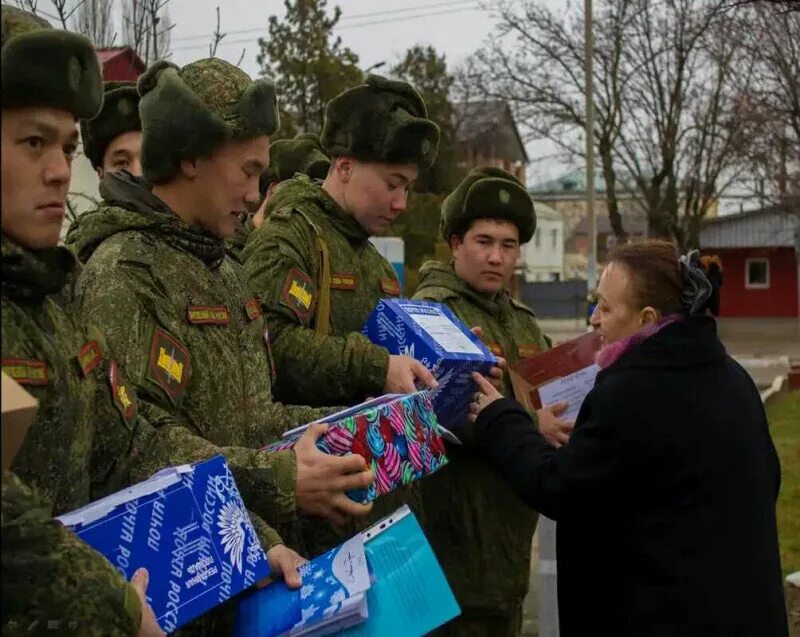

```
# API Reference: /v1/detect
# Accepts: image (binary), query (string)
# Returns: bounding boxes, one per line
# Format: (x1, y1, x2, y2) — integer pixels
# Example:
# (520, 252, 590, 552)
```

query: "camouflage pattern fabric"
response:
(242, 174, 421, 555)
(67, 171, 336, 538)
(225, 214, 255, 264)
(242, 174, 396, 408)
(2, 471, 141, 636)
(413, 260, 549, 636)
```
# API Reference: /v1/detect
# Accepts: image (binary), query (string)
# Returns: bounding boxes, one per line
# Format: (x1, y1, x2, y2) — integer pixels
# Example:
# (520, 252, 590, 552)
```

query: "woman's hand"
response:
(257, 544, 308, 590)
(468, 372, 504, 422)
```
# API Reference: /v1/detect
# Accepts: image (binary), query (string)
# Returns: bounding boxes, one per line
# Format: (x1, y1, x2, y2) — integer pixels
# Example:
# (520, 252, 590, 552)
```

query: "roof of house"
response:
(700, 205, 800, 249)
(96, 47, 145, 69)
(453, 100, 529, 163)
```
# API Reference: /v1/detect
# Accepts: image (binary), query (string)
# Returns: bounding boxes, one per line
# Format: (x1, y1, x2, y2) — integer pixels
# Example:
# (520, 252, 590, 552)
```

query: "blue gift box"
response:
(362, 299, 497, 436)
(56, 455, 270, 633)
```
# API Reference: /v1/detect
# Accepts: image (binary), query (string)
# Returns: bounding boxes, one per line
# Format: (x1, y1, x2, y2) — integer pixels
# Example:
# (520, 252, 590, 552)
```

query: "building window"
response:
(745, 258, 770, 289)
(551, 229, 558, 249)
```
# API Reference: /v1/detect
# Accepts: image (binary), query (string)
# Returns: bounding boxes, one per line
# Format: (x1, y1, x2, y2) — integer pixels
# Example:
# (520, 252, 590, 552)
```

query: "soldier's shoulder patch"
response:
(147, 327, 191, 405)
(1, 358, 48, 386)
(380, 278, 401, 297)
(280, 267, 316, 323)
(244, 298, 262, 322)
(108, 360, 137, 428)
(187, 305, 230, 325)
(331, 273, 358, 291)
(76, 340, 102, 377)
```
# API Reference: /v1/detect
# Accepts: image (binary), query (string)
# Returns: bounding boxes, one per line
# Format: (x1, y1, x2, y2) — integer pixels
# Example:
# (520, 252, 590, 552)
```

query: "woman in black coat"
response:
(470, 241, 788, 636)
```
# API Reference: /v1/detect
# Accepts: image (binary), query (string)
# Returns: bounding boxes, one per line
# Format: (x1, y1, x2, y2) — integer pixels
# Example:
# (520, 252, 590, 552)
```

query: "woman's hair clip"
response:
(679, 249, 713, 316)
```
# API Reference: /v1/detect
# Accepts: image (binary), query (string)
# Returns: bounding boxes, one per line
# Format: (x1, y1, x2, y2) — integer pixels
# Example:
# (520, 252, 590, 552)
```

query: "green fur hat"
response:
(321, 74, 440, 169)
(1, 4, 102, 118)
(137, 57, 280, 184)
(440, 166, 536, 244)
(259, 133, 330, 196)
(80, 81, 141, 169)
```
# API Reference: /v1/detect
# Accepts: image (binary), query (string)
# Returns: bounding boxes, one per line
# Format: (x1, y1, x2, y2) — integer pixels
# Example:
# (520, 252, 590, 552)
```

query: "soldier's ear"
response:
(179, 157, 200, 179)
(335, 156, 354, 183)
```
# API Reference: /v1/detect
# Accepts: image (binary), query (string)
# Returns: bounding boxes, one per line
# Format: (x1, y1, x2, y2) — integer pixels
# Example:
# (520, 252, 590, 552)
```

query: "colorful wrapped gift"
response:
(265, 392, 448, 504)
(56, 455, 270, 633)
(361, 299, 497, 435)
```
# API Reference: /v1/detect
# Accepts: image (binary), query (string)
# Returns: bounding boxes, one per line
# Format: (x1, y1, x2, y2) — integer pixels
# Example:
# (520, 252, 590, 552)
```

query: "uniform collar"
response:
(1, 233, 75, 303)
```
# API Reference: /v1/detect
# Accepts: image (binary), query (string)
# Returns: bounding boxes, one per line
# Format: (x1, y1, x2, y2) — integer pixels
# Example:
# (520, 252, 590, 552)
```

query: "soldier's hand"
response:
(257, 545, 308, 590)
(536, 402, 574, 448)
(294, 424, 375, 525)
(131, 568, 166, 637)
(384, 355, 438, 394)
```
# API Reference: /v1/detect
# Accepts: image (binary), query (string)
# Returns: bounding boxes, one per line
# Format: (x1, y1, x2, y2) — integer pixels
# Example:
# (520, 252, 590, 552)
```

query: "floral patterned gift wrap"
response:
(265, 391, 449, 504)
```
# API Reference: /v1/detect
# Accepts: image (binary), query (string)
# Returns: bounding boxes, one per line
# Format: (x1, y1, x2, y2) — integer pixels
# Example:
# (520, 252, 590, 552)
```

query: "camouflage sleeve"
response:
(243, 214, 389, 406)
(2, 472, 141, 637)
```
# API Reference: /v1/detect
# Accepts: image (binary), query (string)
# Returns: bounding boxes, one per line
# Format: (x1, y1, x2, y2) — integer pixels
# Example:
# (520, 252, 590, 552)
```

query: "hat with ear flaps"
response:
(1, 4, 102, 118)
(259, 133, 331, 196)
(321, 74, 440, 169)
(440, 166, 537, 244)
(81, 81, 142, 169)
(137, 57, 280, 184)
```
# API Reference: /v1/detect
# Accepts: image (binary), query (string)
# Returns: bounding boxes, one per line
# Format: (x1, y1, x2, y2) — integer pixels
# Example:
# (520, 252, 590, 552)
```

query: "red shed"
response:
(700, 206, 800, 318)
(96, 47, 145, 82)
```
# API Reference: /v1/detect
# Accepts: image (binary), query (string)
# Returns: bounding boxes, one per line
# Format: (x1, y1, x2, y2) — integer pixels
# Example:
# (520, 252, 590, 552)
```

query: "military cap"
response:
(321, 74, 440, 169)
(1, 4, 102, 118)
(80, 81, 141, 169)
(440, 166, 536, 244)
(137, 57, 280, 184)
(259, 133, 331, 196)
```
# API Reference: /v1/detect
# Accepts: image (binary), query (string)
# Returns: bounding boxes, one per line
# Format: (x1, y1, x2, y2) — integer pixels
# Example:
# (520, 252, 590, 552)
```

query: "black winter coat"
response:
(475, 316, 788, 636)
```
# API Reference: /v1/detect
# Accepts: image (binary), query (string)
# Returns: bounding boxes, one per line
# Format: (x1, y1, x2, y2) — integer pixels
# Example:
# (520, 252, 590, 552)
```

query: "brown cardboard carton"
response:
(2, 371, 38, 472)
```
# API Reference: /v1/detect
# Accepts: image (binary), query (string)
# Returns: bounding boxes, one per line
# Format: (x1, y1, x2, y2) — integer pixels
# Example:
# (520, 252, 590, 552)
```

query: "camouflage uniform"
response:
(2, 471, 141, 636)
(241, 75, 440, 554)
(412, 168, 548, 637)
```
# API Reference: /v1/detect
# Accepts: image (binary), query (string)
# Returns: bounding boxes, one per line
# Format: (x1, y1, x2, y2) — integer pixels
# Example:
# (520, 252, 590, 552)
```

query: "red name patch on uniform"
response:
(245, 299, 262, 322)
(380, 278, 401, 297)
(331, 273, 358, 291)
(109, 360, 137, 428)
(187, 305, 229, 325)
(518, 344, 541, 358)
(1, 358, 49, 385)
(147, 327, 191, 404)
(486, 342, 505, 357)
(76, 341, 102, 377)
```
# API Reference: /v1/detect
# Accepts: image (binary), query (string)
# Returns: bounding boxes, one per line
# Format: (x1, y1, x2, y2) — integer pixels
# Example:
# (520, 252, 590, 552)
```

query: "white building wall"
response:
(521, 202, 565, 282)
(61, 143, 100, 243)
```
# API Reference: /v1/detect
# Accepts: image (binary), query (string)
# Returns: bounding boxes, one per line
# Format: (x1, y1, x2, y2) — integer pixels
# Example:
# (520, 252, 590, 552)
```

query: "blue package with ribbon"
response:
(56, 455, 270, 632)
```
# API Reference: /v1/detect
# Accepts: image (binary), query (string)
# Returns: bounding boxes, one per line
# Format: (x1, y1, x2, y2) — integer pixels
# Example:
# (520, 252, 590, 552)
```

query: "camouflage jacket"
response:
(66, 172, 334, 537)
(2, 471, 141, 636)
(225, 213, 255, 264)
(413, 260, 549, 611)
(1, 233, 142, 513)
(242, 175, 400, 408)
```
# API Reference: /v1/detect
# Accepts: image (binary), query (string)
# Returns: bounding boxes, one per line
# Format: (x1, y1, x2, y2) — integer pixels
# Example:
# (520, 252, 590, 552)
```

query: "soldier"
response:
(66, 58, 374, 543)
(412, 167, 573, 637)
(81, 81, 142, 178)
(226, 133, 330, 262)
(1, 6, 162, 634)
(242, 74, 441, 409)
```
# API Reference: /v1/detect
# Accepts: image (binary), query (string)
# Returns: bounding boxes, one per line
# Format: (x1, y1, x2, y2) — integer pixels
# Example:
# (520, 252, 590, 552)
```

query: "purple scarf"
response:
(595, 313, 684, 369)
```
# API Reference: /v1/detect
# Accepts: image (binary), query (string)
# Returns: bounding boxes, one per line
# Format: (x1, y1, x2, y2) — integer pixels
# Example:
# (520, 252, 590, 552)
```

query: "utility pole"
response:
(584, 0, 597, 292)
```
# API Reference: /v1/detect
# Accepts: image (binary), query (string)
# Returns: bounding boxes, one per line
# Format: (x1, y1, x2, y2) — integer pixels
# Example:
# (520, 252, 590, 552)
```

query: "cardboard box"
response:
(1, 371, 38, 472)
(56, 455, 270, 632)
(265, 392, 448, 504)
(361, 299, 497, 434)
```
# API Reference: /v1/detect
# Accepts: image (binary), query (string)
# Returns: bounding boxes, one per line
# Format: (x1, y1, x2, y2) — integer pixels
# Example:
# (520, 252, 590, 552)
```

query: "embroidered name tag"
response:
(187, 305, 230, 325)
(518, 344, 541, 358)
(245, 299, 262, 322)
(1, 358, 48, 385)
(486, 342, 505, 357)
(380, 278, 401, 296)
(147, 327, 191, 404)
(331, 273, 358, 291)
(76, 341, 102, 377)
(109, 360, 137, 428)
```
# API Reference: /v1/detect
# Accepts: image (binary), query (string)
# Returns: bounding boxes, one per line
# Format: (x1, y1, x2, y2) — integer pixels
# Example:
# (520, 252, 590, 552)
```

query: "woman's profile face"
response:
(590, 262, 649, 344)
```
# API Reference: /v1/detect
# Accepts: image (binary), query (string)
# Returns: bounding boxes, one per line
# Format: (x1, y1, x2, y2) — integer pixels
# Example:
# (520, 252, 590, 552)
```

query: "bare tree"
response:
(72, 0, 115, 47)
(121, 0, 172, 65)
(48, 0, 85, 29)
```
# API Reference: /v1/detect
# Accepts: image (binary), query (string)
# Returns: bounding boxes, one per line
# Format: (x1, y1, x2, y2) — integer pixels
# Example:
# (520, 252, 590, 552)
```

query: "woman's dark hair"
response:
(608, 240, 722, 316)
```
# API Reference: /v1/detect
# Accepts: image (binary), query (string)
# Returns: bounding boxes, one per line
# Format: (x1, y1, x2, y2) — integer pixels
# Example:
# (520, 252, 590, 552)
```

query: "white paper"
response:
(537, 364, 600, 422)
(406, 313, 482, 355)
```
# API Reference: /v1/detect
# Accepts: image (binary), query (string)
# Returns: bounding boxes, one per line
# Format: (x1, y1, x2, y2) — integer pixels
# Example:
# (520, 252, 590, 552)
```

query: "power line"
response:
(170, 0, 478, 44)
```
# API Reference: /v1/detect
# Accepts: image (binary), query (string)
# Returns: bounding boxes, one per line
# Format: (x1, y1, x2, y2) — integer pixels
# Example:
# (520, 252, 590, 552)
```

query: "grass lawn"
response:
(767, 390, 800, 576)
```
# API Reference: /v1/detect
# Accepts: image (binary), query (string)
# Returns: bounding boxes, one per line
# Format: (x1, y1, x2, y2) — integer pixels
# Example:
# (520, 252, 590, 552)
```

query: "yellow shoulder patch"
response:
(280, 267, 316, 322)
(147, 327, 191, 405)
(108, 360, 137, 428)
